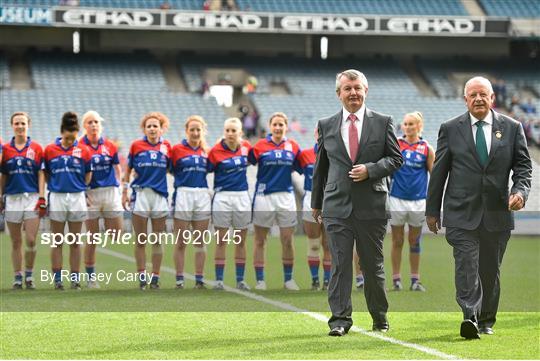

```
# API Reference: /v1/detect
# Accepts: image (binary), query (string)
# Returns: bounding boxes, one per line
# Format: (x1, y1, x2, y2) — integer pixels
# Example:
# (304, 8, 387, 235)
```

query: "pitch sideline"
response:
(98, 247, 460, 360)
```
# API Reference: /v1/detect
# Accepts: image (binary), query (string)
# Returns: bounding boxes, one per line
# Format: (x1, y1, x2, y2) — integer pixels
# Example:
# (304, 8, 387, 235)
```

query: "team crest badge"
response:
(159, 144, 168, 157)
(72, 148, 82, 158)
(284, 142, 292, 152)
(241, 146, 248, 156)
(26, 148, 35, 161)
(101, 146, 110, 156)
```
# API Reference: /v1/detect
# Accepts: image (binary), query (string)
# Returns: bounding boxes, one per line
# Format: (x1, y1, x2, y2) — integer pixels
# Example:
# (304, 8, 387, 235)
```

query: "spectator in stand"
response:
(160, 1, 171, 9)
(520, 98, 537, 115)
(203, 0, 211, 10)
(492, 79, 507, 110)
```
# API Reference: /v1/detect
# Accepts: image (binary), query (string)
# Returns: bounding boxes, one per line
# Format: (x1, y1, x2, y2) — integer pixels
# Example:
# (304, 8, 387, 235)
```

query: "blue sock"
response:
(14, 272, 23, 283)
(176, 274, 184, 282)
(195, 274, 204, 283)
(283, 264, 293, 283)
(70, 272, 79, 283)
(86, 265, 95, 276)
(255, 266, 264, 282)
(151, 274, 159, 284)
(235, 262, 245, 282)
(356, 274, 364, 283)
(53, 269, 62, 283)
(25, 270, 33, 279)
(323, 263, 331, 282)
(215, 264, 225, 282)
(308, 260, 319, 281)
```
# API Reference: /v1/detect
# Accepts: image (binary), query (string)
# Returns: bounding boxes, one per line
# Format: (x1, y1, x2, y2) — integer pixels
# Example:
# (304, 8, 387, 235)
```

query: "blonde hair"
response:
(268, 112, 288, 125)
(220, 117, 243, 145)
(185, 115, 208, 151)
(140, 112, 169, 132)
(10, 111, 31, 125)
(81, 110, 104, 136)
(403, 111, 424, 135)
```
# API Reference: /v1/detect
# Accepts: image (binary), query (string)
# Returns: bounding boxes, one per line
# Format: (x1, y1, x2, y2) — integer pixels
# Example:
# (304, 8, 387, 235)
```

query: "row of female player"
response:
(0, 110, 330, 291)
(1, 109, 433, 292)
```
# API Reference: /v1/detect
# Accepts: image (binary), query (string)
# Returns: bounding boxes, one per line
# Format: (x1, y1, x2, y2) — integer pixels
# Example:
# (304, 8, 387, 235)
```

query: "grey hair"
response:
(463, 76, 493, 96)
(335, 69, 369, 92)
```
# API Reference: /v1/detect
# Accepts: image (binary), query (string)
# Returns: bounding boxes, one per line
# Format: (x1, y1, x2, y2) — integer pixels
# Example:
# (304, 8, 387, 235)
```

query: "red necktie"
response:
(348, 113, 359, 161)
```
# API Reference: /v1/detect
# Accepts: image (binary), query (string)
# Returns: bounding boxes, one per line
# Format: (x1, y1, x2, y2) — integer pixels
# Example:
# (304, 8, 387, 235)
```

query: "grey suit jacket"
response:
(311, 108, 403, 219)
(426, 110, 532, 232)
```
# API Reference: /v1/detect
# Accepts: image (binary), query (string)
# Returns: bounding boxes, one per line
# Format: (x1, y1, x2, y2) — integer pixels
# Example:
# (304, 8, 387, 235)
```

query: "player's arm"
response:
(122, 166, 133, 210)
(426, 144, 435, 174)
(114, 164, 122, 184)
(0, 172, 5, 212)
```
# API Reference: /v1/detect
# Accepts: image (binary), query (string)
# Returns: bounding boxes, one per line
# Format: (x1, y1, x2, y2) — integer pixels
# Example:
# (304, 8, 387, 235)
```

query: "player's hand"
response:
(349, 164, 369, 182)
(35, 197, 47, 218)
(508, 192, 524, 211)
(312, 208, 323, 224)
(426, 216, 441, 234)
(122, 191, 130, 211)
(0, 196, 4, 214)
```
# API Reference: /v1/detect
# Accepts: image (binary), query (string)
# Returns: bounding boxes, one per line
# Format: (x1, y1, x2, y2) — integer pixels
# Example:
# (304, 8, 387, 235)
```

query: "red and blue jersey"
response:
(171, 139, 209, 189)
(390, 138, 429, 201)
(208, 139, 251, 192)
(44, 137, 92, 193)
(1, 137, 44, 194)
(81, 136, 120, 189)
(128, 136, 172, 198)
(296, 143, 317, 192)
(248, 135, 301, 194)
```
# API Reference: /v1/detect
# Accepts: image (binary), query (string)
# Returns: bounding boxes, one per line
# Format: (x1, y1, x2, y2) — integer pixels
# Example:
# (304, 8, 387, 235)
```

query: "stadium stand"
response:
(181, 56, 463, 148)
(0, 54, 9, 89)
(1, 53, 227, 149)
(479, 0, 540, 18)
(2, 0, 468, 15)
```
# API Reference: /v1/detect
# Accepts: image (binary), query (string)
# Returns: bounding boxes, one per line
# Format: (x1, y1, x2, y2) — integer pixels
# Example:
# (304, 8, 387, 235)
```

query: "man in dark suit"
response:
(426, 76, 532, 339)
(311, 69, 403, 336)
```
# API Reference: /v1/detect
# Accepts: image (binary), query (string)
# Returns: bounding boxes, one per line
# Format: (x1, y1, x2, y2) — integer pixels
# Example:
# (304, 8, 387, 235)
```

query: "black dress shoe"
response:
(372, 323, 390, 332)
(328, 326, 346, 336)
(479, 327, 494, 335)
(460, 319, 480, 339)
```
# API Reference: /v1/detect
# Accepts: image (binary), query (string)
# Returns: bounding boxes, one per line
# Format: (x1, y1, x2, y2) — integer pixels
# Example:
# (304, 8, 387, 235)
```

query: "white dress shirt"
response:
(470, 110, 493, 155)
(341, 105, 365, 158)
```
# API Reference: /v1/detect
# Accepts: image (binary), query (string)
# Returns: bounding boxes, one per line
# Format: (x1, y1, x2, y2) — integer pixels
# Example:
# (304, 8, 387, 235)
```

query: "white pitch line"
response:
(98, 247, 460, 360)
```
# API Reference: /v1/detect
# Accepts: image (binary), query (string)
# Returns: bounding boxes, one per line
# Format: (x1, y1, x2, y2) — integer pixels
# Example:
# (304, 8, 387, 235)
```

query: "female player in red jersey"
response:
(122, 112, 172, 290)
(171, 115, 211, 289)
(296, 128, 331, 291)
(0, 112, 46, 289)
(43, 112, 93, 290)
(388, 111, 434, 291)
(208, 117, 252, 290)
(248, 112, 302, 290)
(80, 110, 123, 288)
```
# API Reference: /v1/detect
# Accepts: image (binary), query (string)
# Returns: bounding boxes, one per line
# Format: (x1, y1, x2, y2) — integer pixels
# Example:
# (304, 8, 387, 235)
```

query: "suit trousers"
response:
(446, 224, 510, 327)
(324, 215, 388, 331)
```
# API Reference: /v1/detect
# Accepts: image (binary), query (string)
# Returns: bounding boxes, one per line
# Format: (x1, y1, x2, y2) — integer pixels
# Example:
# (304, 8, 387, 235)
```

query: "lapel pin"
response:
(495, 131, 502, 139)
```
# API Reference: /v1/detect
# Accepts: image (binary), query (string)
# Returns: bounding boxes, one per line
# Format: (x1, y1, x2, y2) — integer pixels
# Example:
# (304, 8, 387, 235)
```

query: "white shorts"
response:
(252, 192, 297, 228)
(4, 193, 39, 223)
(174, 187, 211, 221)
(49, 192, 87, 222)
(302, 191, 317, 223)
(132, 187, 169, 219)
(212, 191, 251, 229)
(87, 186, 123, 220)
(388, 196, 426, 228)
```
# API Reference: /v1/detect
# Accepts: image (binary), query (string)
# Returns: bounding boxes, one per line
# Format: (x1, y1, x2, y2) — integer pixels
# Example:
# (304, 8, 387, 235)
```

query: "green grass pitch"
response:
(1, 231, 539, 359)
